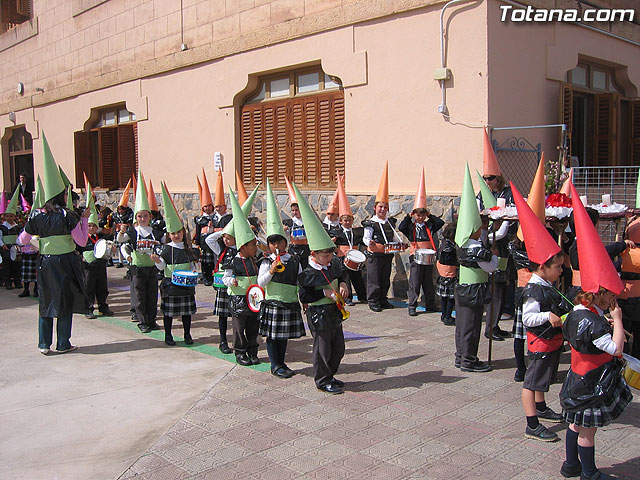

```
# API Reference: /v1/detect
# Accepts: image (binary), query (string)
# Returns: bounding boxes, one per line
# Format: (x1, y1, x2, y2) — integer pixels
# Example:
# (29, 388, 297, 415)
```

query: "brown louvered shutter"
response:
(74, 131, 91, 188)
(594, 93, 618, 166)
(630, 101, 640, 166)
(117, 124, 137, 188)
(261, 102, 289, 188)
(561, 84, 573, 157)
(290, 101, 305, 185)
(241, 108, 254, 187)
(16, 0, 31, 17)
(99, 128, 117, 189)
(252, 108, 264, 185)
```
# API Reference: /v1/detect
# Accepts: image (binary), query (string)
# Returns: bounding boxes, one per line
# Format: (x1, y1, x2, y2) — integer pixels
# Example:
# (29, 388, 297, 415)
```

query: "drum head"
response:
(246, 284, 265, 313)
(346, 249, 366, 262)
(94, 239, 107, 258)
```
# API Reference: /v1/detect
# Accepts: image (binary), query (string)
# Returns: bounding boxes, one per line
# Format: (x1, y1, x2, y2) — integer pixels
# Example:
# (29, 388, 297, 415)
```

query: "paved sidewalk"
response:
(2, 267, 638, 479)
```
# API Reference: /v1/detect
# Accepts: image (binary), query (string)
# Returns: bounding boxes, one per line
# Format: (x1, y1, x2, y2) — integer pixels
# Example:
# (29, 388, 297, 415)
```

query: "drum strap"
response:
(412, 223, 435, 251)
(214, 246, 228, 273)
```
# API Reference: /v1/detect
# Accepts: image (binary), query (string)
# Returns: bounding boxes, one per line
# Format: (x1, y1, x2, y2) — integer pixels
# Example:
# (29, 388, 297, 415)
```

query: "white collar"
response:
(341, 225, 352, 232)
(323, 216, 339, 226)
(2, 221, 16, 228)
(135, 225, 153, 236)
(530, 273, 552, 287)
(291, 216, 303, 226)
(574, 303, 604, 316)
(268, 252, 291, 261)
(169, 241, 184, 249)
(370, 215, 388, 224)
(308, 257, 328, 270)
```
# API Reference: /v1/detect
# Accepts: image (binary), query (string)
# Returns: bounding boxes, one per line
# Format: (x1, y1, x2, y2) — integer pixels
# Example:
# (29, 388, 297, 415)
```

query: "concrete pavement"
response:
(1, 267, 638, 479)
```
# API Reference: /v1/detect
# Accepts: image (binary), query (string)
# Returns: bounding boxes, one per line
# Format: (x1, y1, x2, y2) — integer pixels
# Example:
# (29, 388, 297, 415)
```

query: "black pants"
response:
(484, 281, 506, 335)
(441, 297, 455, 321)
(619, 299, 640, 359)
(131, 266, 158, 326)
(84, 265, 109, 311)
(408, 261, 436, 309)
(1, 250, 20, 286)
(201, 261, 214, 283)
(232, 313, 259, 356)
(346, 268, 367, 302)
(454, 303, 484, 367)
(308, 321, 345, 387)
(367, 254, 393, 305)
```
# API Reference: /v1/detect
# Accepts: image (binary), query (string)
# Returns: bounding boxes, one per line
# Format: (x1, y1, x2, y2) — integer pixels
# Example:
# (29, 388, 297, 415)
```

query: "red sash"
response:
(570, 348, 613, 376)
(527, 331, 563, 353)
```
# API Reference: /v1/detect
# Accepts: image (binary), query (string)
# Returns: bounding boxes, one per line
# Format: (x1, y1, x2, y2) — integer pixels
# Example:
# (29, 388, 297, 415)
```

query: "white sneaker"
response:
(56, 345, 78, 354)
(39, 348, 50, 355)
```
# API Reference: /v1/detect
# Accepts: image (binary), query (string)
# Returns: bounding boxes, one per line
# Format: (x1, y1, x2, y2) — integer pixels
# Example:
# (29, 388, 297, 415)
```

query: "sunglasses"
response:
(483, 175, 497, 181)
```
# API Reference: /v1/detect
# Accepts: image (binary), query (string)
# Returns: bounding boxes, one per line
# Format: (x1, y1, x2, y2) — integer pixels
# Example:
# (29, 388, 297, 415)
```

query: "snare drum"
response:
(213, 272, 225, 288)
(291, 227, 306, 240)
(246, 284, 265, 313)
(171, 270, 199, 287)
(344, 249, 366, 271)
(384, 242, 403, 254)
(137, 238, 160, 255)
(9, 245, 19, 261)
(414, 248, 436, 265)
(94, 239, 114, 260)
(623, 353, 640, 390)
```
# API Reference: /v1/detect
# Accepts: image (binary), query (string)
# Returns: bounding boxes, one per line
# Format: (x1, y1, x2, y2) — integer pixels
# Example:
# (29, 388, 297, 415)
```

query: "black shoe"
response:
(369, 303, 383, 313)
(380, 300, 394, 309)
(281, 364, 295, 376)
(524, 424, 559, 442)
(184, 333, 193, 345)
(272, 367, 294, 379)
(536, 407, 564, 423)
(138, 324, 151, 333)
(424, 304, 440, 312)
(318, 383, 344, 394)
(236, 354, 252, 366)
(249, 355, 260, 365)
(331, 378, 344, 387)
(460, 360, 491, 373)
(560, 461, 582, 478)
(494, 327, 511, 338)
(408, 308, 418, 317)
(454, 361, 461, 369)
(165, 335, 176, 346)
(219, 342, 232, 354)
(484, 332, 504, 341)
(116, 264, 124, 268)
(514, 368, 526, 382)
(85, 312, 98, 319)
(580, 470, 616, 480)
(18, 289, 30, 297)
(441, 317, 455, 326)
(99, 308, 115, 316)
(150, 322, 161, 330)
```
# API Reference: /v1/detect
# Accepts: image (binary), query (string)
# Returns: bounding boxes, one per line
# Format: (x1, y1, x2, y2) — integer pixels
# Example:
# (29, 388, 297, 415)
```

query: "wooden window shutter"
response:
(631, 101, 640, 166)
(99, 128, 117, 190)
(74, 131, 91, 188)
(594, 93, 618, 166)
(117, 124, 137, 188)
(291, 101, 305, 185)
(333, 94, 346, 181)
(16, 0, 30, 18)
(241, 108, 254, 187)
(561, 84, 573, 157)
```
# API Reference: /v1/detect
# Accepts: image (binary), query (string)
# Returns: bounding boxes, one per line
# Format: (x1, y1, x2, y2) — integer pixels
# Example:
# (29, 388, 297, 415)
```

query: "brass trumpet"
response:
(273, 248, 285, 273)
(332, 292, 350, 321)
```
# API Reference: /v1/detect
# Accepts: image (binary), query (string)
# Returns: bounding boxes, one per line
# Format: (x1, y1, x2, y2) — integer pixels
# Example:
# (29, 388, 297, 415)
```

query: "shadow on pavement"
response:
(78, 338, 163, 354)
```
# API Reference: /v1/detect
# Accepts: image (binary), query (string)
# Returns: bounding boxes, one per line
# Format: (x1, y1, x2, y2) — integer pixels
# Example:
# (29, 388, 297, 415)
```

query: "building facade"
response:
(0, 0, 638, 210)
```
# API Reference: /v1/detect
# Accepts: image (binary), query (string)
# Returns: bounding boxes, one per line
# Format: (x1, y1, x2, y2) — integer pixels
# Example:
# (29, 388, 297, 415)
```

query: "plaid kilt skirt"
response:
(213, 286, 230, 317)
(161, 294, 197, 317)
(512, 305, 526, 340)
(21, 253, 38, 283)
(258, 300, 306, 339)
(436, 276, 456, 299)
(562, 378, 632, 428)
(200, 248, 215, 265)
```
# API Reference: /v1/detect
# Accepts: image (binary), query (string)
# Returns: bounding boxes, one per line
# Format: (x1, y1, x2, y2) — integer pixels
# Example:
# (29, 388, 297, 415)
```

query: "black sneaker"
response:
(460, 360, 491, 373)
(579, 470, 617, 479)
(380, 300, 394, 309)
(536, 407, 564, 423)
(99, 308, 115, 316)
(219, 342, 232, 354)
(165, 335, 176, 346)
(138, 324, 152, 333)
(18, 289, 30, 297)
(369, 303, 383, 313)
(236, 354, 252, 366)
(560, 461, 582, 478)
(85, 311, 98, 319)
(249, 355, 260, 365)
(184, 333, 193, 345)
(514, 368, 526, 382)
(408, 308, 418, 317)
(525, 424, 559, 442)
(441, 317, 455, 326)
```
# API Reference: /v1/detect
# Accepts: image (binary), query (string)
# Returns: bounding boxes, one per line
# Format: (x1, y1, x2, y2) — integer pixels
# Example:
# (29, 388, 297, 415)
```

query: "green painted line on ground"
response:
(94, 313, 271, 372)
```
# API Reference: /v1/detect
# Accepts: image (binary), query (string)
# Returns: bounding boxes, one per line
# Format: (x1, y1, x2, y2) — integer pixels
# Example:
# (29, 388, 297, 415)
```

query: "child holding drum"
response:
(151, 183, 198, 346)
(78, 183, 113, 319)
(257, 180, 305, 378)
(399, 169, 444, 317)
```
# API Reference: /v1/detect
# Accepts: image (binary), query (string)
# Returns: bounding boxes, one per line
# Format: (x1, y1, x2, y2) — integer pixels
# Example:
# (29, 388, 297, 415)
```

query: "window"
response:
(241, 67, 345, 189)
(0, 0, 31, 34)
(74, 105, 138, 190)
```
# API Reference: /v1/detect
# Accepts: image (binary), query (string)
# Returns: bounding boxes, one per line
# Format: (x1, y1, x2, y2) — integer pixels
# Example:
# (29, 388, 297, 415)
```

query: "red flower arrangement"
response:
(545, 193, 571, 208)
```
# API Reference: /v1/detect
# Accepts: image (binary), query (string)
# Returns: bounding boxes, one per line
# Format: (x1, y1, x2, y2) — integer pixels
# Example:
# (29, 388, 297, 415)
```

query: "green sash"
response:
(228, 275, 257, 296)
(83, 250, 97, 264)
(459, 266, 488, 285)
(164, 262, 191, 279)
(309, 278, 338, 306)
(3, 234, 17, 245)
(40, 235, 75, 255)
(131, 250, 155, 267)
(265, 281, 299, 303)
